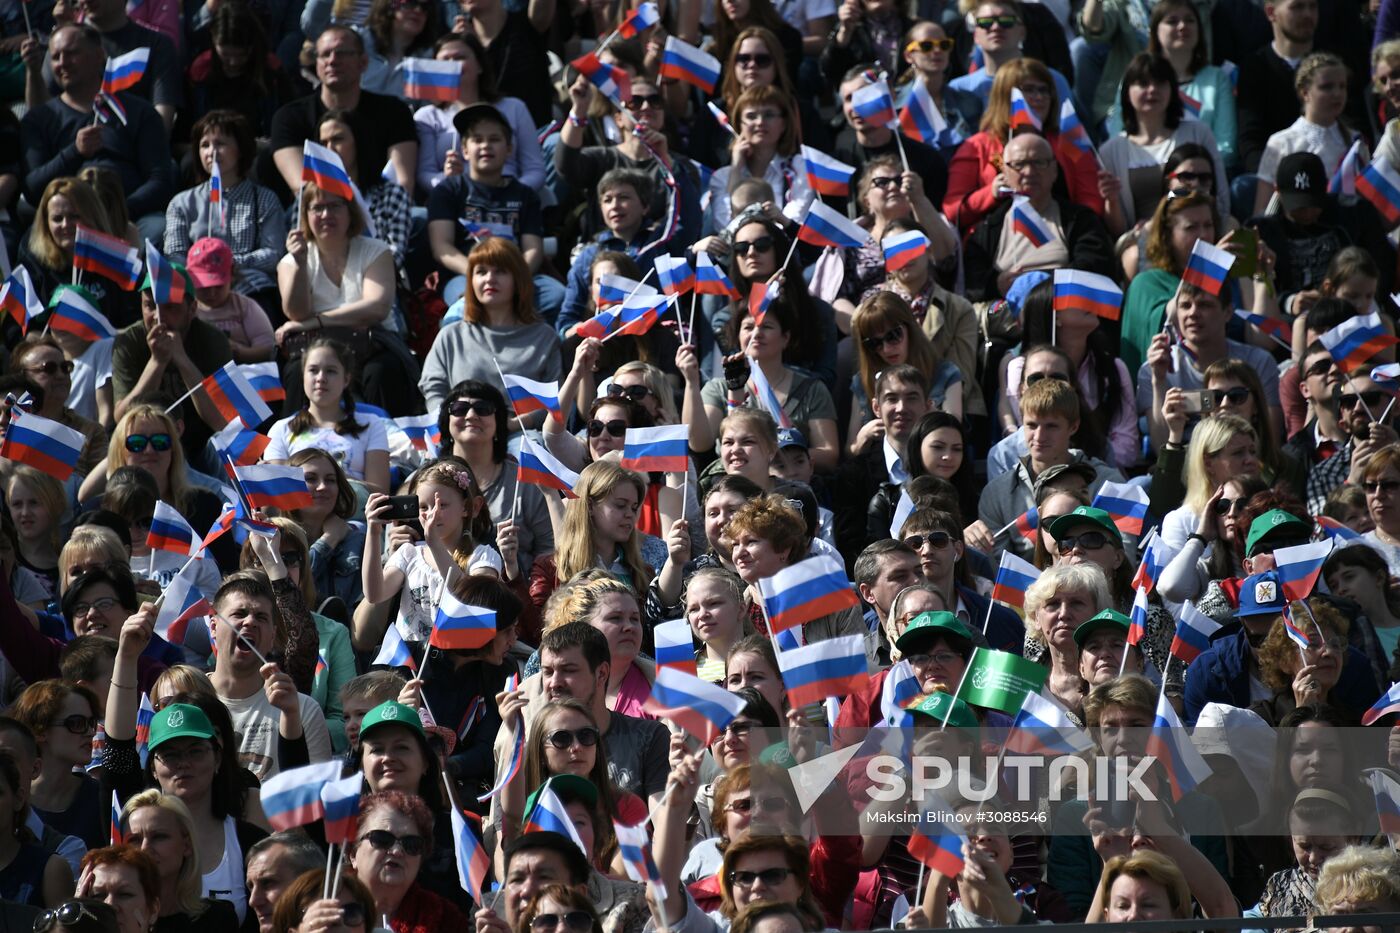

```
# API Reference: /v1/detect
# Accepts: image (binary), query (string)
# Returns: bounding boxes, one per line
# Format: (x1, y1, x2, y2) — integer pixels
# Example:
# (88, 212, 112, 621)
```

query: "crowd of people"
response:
(2, 0, 1400, 929)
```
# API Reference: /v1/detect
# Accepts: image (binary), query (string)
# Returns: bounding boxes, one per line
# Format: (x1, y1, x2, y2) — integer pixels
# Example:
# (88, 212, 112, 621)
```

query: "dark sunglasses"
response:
(861, 325, 904, 352)
(606, 383, 654, 402)
(728, 867, 794, 887)
(726, 796, 790, 814)
(530, 912, 593, 933)
(1363, 479, 1400, 496)
(734, 52, 774, 68)
(24, 360, 74, 376)
(279, 551, 303, 568)
(126, 432, 173, 453)
(1211, 387, 1251, 406)
(975, 15, 1019, 28)
(448, 398, 498, 418)
(50, 715, 98, 735)
(1305, 359, 1336, 378)
(732, 236, 774, 255)
(361, 829, 426, 856)
(623, 93, 664, 111)
(1169, 170, 1213, 185)
(903, 531, 952, 550)
(1025, 371, 1071, 386)
(544, 727, 599, 749)
(1056, 531, 1113, 551)
(588, 419, 628, 438)
(1340, 390, 1386, 410)
(1211, 497, 1246, 515)
(905, 37, 954, 52)
(869, 175, 902, 189)
(715, 720, 756, 738)
(34, 902, 102, 933)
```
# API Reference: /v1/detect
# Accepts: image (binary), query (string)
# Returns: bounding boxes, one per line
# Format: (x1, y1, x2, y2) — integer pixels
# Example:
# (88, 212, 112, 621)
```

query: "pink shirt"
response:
(197, 292, 276, 351)
(612, 662, 657, 720)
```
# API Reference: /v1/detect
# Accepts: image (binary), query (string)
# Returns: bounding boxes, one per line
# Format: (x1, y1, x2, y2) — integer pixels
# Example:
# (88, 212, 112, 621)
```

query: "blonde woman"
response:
(1023, 563, 1110, 716)
(19, 177, 138, 327)
(1255, 52, 1363, 215)
(1157, 413, 1260, 552)
(1088, 846, 1235, 923)
(546, 576, 655, 718)
(120, 790, 240, 932)
(684, 567, 753, 683)
(57, 525, 131, 597)
(7, 466, 66, 601)
(714, 409, 779, 492)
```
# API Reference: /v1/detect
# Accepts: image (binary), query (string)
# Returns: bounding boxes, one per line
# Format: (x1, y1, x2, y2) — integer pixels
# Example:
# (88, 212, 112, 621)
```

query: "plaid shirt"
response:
(164, 178, 286, 293)
(365, 180, 411, 273)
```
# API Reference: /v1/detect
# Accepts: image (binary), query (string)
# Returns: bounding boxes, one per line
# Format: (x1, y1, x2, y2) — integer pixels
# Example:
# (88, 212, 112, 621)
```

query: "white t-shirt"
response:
(202, 816, 248, 924)
(265, 414, 389, 482)
(67, 338, 113, 422)
(389, 541, 503, 643)
(220, 690, 332, 781)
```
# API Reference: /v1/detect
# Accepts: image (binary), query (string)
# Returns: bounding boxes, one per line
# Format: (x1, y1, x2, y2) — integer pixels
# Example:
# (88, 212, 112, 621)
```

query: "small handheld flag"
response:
(301, 141, 356, 202)
(653, 618, 698, 676)
(209, 159, 224, 227)
(110, 790, 123, 845)
(1059, 99, 1095, 161)
(990, 551, 1040, 617)
(906, 810, 967, 877)
(800, 146, 857, 197)
(757, 553, 859, 634)
(1008, 87, 1041, 131)
(522, 778, 589, 855)
(642, 666, 747, 741)
(1053, 269, 1122, 321)
(1233, 309, 1293, 345)
(597, 274, 655, 307)
(148, 501, 197, 556)
(1144, 692, 1212, 801)
(501, 373, 564, 423)
(401, 57, 463, 102)
(238, 362, 285, 405)
(899, 79, 947, 144)
(1181, 239, 1236, 295)
(882, 229, 929, 272)
(748, 358, 793, 429)
(201, 362, 274, 428)
(654, 255, 696, 296)
(212, 418, 270, 467)
(851, 80, 897, 129)
(1091, 480, 1150, 536)
(74, 225, 142, 290)
(1010, 197, 1052, 247)
(620, 424, 689, 473)
(1329, 139, 1364, 196)
(1169, 603, 1222, 665)
(102, 48, 149, 95)
(450, 805, 492, 904)
(320, 773, 363, 845)
(1006, 688, 1095, 757)
(659, 36, 720, 94)
(0, 268, 43, 333)
(616, 2, 660, 36)
(1369, 769, 1400, 835)
(1319, 312, 1400, 373)
(0, 409, 85, 480)
(517, 433, 581, 498)
(145, 241, 186, 306)
(1357, 157, 1400, 226)
(1362, 682, 1400, 726)
(615, 821, 666, 898)
(695, 250, 740, 299)
(1132, 530, 1171, 594)
(431, 591, 498, 650)
(1272, 539, 1333, 602)
(232, 464, 314, 511)
(259, 761, 345, 830)
(797, 200, 872, 250)
(153, 563, 211, 645)
(775, 634, 870, 708)
(571, 51, 631, 105)
(372, 624, 418, 672)
(395, 412, 442, 453)
(48, 284, 115, 341)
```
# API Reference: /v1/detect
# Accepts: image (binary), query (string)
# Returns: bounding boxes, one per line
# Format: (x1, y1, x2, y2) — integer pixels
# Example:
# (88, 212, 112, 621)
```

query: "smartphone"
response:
(1231, 227, 1258, 279)
(382, 495, 419, 522)
(1180, 390, 1216, 414)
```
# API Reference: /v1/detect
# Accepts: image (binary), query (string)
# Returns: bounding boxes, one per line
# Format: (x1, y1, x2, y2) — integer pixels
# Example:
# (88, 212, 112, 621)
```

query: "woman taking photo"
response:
(265, 338, 390, 494)
(709, 85, 811, 230)
(345, 790, 469, 931)
(1256, 52, 1362, 215)
(288, 448, 365, 609)
(11, 682, 103, 849)
(1022, 562, 1109, 715)
(119, 791, 240, 933)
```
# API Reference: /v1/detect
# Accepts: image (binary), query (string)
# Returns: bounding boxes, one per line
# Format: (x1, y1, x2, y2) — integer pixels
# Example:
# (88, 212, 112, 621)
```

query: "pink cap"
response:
(186, 237, 233, 288)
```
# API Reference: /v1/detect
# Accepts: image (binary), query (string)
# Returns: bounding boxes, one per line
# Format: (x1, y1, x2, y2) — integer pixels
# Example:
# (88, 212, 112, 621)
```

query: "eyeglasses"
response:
(975, 15, 1019, 28)
(734, 52, 774, 68)
(338, 904, 366, 928)
(606, 383, 654, 403)
(868, 175, 902, 189)
(861, 325, 904, 352)
(24, 360, 74, 376)
(1340, 390, 1385, 410)
(1004, 157, 1054, 173)
(623, 93, 664, 111)
(1056, 531, 1113, 551)
(1211, 387, 1251, 406)
(152, 743, 213, 767)
(1211, 497, 1247, 515)
(728, 867, 794, 887)
(1169, 170, 1213, 184)
(907, 650, 963, 667)
(1363, 479, 1400, 496)
(544, 727, 600, 749)
(1025, 371, 1071, 386)
(125, 433, 173, 453)
(733, 236, 774, 255)
(530, 913, 593, 933)
(725, 796, 790, 814)
(34, 902, 104, 933)
(905, 37, 954, 53)
(309, 201, 348, 215)
(70, 596, 119, 617)
(741, 109, 784, 123)
(716, 720, 756, 738)
(587, 419, 627, 438)
(904, 532, 952, 550)
(361, 829, 426, 856)
(279, 551, 303, 568)
(48, 715, 97, 735)
(449, 398, 498, 418)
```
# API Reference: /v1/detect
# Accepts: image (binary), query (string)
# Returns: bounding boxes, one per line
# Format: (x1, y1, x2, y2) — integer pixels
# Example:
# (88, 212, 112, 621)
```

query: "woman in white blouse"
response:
(1255, 51, 1365, 215)
(707, 84, 811, 231)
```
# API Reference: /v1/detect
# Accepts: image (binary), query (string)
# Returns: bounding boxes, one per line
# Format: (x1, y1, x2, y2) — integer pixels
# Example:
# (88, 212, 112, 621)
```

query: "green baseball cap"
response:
(1245, 509, 1310, 557)
(524, 774, 599, 817)
(138, 262, 194, 298)
(1073, 608, 1133, 648)
(908, 691, 979, 734)
(1048, 506, 1123, 547)
(47, 283, 99, 310)
(359, 701, 425, 740)
(147, 703, 217, 751)
(895, 611, 974, 654)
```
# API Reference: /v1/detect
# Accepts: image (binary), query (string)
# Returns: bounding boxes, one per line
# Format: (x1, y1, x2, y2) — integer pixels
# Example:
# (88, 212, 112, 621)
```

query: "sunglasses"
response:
(903, 531, 952, 550)
(530, 913, 593, 933)
(869, 175, 902, 189)
(905, 37, 954, 53)
(715, 720, 756, 739)
(728, 867, 794, 887)
(1363, 479, 1400, 495)
(732, 236, 774, 255)
(544, 727, 600, 749)
(1056, 531, 1113, 551)
(606, 383, 654, 402)
(1170, 170, 1213, 185)
(623, 93, 664, 111)
(152, 743, 213, 767)
(1211, 387, 1251, 405)
(279, 551, 303, 568)
(1025, 371, 1071, 386)
(126, 433, 173, 453)
(49, 715, 98, 735)
(24, 360, 74, 376)
(861, 325, 904, 352)
(725, 796, 790, 814)
(1211, 497, 1246, 515)
(975, 15, 1019, 28)
(586, 418, 627, 439)
(1340, 390, 1386, 410)
(734, 52, 774, 68)
(1304, 359, 1336, 378)
(35, 902, 103, 933)
(449, 398, 498, 417)
(361, 829, 426, 856)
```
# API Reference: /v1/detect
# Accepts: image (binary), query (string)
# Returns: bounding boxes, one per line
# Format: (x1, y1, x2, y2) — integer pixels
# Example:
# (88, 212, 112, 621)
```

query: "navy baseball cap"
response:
(1236, 571, 1287, 618)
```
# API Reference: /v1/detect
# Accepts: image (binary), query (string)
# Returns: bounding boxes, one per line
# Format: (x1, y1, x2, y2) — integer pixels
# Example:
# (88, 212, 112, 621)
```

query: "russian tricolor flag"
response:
(153, 563, 210, 645)
(654, 255, 695, 296)
(748, 359, 793, 429)
(1014, 505, 1039, 543)
(0, 409, 86, 481)
(1363, 682, 1400, 726)
(1132, 529, 1170, 593)
(517, 433, 581, 498)
(522, 778, 589, 855)
(1053, 269, 1122, 321)
(898, 79, 946, 145)
(695, 250, 740, 299)
(202, 362, 274, 429)
(430, 591, 497, 650)
(1281, 601, 1312, 651)
(642, 666, 747, 742)
(800, 145, 856, 197)
(1369, 770, 1400, 834)
(1145, 692, 1212, 801)
(145, 241, 186, 305)
(615, 292, 667, 337)
(1357, 157, 1400, 226)
(1233, 309, 1292, 344)
(395, 412, 442, 452)
(617, 1, 660, 36)
(198, 505, 236, 555)
(372, 623, 418, 672)
(213, 418, 270, 467)
(757, 553, 859, 634)
(238, 362, 285, 405)
(477, 676, 522, 803)
(851, 79, 897, 129)
(907, 811, 966, 877)
(707, 100, 736, 136)
(653, 618, 697, 676)
(620, 424, 689, 473)
(571, 51, 631, 105)
(797, 200, 872, 250)
(1006, 688, 1095, 757)
(1129, 586, 1149, 646)
(776, 634, 870, 708)
(1011, 197, 1052, 247)
(1273, 539, 1332, 602)
(659, 36, 720, 94)
(1178, 89, 1202, 120)
(1315, 516, 1360, 542)
(748, 278, 780, 328)
(1170, 603, 1221, 665)
(210, 159, 223, 222)
(1181, 239, 1235, 295)
(881, 229, 929, 272)
(74, 225, 141, 290)
(1059, 99, 1095, 161)
(302, 141, 356, 202)
(148, 501, 197, 555)
(110, 790, 123, 845)
(1008, 87, 1041, 131)
(991, 551, 1040, 617)
(233, 463, 313, 511)
(879, 659, 920, 726)
(450, 805, 491, 903)
(1329, 138, 1363, 195)
(102, 48, 149, 94)
(0, 267, 43, 333)
(597, 273, 654, 307)
(259, 761, 345, 831)
(234, 496, 279, 538)
(401, 57, 462, 102)
(49, 285, 115, 341)
(1374, 362, 1400, 391)
(1320, 311, 1400, 373)
(1091, 480, 1150, 536)
(320, 773, 362, 845)
(135, 693, 154, 767)
(615, 820, 666, 898)
(501, 373, 563, 423)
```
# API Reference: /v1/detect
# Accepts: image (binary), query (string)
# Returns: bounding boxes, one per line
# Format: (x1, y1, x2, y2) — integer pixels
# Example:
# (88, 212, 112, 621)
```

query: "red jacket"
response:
(942, 131, 1104, 233)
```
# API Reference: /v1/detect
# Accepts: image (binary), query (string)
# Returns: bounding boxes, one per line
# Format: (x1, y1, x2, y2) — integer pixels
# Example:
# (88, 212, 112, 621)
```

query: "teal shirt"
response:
(1121, 268, 1181, 377)
(1106, 66, 1240, 173)
(311, 612, 355, 753)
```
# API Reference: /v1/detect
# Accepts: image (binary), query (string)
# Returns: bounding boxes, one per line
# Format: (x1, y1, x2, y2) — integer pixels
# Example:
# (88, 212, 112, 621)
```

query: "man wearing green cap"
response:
(112, 260, 231, 465)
